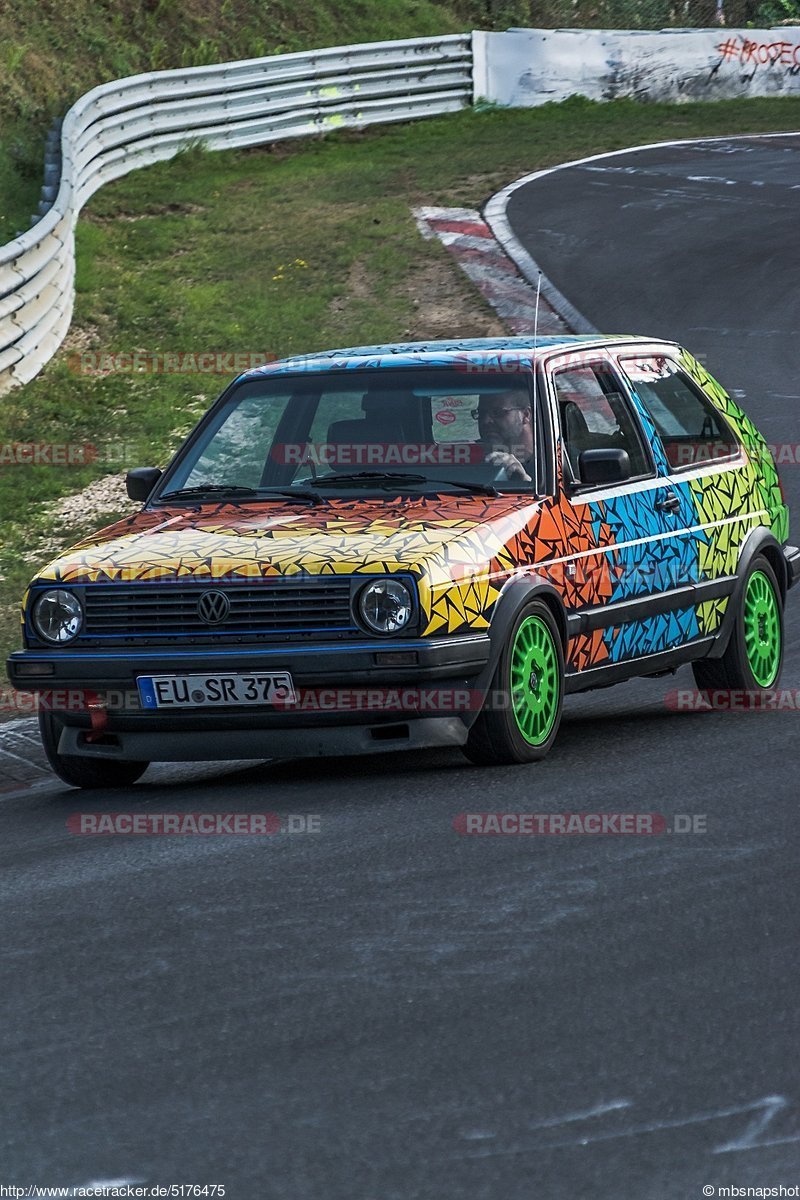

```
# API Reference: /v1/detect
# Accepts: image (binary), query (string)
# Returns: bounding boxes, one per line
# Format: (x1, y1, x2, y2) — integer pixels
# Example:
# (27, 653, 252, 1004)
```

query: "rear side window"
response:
(619, 355, 740, 472)
(552, 364, 651, 485)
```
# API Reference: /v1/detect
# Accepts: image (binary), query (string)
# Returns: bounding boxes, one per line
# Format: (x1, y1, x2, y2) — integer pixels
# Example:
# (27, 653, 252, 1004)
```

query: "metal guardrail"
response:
(0, 34, 472, 395)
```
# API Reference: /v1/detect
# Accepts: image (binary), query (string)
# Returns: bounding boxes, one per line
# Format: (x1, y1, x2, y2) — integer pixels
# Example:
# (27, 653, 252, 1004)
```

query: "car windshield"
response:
(155, 367, 541, 500)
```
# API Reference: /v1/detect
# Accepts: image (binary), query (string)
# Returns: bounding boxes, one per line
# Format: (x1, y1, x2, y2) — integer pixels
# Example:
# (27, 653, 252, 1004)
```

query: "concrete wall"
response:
(473, 27, 800, 106)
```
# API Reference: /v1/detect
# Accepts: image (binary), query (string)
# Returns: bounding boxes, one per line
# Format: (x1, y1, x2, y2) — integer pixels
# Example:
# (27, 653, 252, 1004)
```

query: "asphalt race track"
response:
(3, 135, 800, 1198)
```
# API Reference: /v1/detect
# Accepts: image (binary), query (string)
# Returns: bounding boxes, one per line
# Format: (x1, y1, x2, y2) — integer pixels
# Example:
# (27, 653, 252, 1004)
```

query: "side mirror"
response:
(577, 448, 631, 487)
(126, 467, 162, 501)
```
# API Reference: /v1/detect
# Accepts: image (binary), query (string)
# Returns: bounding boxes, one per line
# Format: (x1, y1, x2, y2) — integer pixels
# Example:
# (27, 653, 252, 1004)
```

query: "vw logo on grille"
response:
(197, 589, 230, 624)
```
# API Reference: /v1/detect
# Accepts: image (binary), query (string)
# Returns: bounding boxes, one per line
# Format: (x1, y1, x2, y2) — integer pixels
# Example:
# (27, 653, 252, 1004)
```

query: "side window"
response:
(620, 356, 740, 472)
(553, 364, 651, 485)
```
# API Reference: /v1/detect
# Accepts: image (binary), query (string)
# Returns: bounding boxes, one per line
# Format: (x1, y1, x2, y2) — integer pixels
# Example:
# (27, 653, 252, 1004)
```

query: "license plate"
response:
(137, 671, 296, 709)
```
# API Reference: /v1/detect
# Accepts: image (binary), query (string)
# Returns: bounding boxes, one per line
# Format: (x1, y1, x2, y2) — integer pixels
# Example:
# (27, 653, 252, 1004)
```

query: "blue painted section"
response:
(626, 386, 671, 476)
(241, 336, 609, 380)
(586, 484, 706, 663)
(609, 606, 699, 661)
(670, 478, 705, 542)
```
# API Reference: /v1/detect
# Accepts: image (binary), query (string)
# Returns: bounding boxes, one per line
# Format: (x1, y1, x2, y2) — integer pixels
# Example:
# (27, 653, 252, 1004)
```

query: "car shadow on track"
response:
(37, 691, 769, 805)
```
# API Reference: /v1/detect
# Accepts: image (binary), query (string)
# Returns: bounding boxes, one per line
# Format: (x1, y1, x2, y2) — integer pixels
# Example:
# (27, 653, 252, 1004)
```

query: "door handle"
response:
(655, 490, 681, 513)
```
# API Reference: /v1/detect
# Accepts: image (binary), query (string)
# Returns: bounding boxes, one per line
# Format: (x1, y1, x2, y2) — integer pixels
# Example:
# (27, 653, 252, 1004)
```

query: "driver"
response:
(476, 391, 535, 483)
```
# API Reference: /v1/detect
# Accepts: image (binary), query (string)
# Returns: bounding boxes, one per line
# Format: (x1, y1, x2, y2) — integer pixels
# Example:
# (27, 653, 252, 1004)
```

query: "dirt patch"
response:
(452, 172, 517, 204)
(59, 320, 110, 355)
(330, 258, 372, 313)
(329, 248, 505, 341)
(347, 258, 373, 301)
(240, 136, 319, 162)
(85, 202, 206, 223)
(398, 250, 506, 341)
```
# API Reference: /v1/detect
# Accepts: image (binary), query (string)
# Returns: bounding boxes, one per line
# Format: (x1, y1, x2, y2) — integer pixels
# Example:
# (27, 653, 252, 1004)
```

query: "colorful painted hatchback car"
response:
(8, 335, 798, 788)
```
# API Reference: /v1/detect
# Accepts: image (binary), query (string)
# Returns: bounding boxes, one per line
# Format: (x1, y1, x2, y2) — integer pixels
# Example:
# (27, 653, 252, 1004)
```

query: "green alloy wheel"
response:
(693, 554, 784, 695)
(510, 613, 561, 745)
(743, 569, 782, 687)
(463, 598, 565, 766)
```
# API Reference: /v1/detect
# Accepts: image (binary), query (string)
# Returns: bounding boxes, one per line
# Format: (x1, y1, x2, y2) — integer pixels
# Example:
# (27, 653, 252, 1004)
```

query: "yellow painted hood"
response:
(36, 494, 544, 635)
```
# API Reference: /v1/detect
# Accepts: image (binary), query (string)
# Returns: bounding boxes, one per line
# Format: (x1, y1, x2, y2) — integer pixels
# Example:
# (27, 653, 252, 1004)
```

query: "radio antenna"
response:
(531, 270, 542, 496)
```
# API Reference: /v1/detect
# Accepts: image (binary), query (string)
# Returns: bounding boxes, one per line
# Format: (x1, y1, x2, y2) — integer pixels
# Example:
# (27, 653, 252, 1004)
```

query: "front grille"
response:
(78, 579, 357, 644)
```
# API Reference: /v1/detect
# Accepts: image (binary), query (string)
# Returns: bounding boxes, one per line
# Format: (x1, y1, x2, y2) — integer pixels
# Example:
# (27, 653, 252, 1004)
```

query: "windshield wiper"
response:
(418, 478, 500, 497)
(158, 484, 321, 506)
(308, 471, 428, 487)
(159, 484, 260, 501)
(307, 471, 500, 497)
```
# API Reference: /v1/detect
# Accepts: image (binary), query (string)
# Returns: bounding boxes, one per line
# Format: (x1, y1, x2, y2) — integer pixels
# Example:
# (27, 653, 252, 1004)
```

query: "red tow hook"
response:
(85, 692, 109, 742)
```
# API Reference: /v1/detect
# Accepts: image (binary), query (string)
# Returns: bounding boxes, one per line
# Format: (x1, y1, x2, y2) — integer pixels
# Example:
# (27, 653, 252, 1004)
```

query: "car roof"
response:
(240, 334, 659, 381)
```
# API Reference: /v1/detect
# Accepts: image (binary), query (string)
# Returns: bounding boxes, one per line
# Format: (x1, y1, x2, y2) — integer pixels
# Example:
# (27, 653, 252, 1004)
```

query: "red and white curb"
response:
(413, 206, 574, 337)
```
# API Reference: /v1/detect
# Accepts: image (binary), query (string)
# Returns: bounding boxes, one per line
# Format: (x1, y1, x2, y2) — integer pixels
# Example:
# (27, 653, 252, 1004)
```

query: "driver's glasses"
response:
(472, 406, 522, 424)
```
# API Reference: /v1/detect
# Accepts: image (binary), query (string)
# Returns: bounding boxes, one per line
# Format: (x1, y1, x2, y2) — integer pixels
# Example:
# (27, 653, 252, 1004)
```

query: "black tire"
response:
(692, 555, 784, 694)
(463, 598, 565, 766)
(38, 711, 149, 789)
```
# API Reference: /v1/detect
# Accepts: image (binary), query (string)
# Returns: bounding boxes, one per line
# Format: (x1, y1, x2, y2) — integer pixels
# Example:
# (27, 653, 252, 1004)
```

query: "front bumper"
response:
(784, 544, 800, 590)
(55, 716, 470, 761)
(8, 634, 492, 761)
(7, 634, 490, 690)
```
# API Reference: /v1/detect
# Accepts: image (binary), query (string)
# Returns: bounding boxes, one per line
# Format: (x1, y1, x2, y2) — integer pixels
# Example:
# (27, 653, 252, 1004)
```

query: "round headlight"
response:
(32, 589, 83, 644)
(358, 579, 413, 635)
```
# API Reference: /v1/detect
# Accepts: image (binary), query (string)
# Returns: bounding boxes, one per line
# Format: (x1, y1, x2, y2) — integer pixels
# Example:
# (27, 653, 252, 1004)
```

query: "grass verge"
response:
(0, 0, 489, 240)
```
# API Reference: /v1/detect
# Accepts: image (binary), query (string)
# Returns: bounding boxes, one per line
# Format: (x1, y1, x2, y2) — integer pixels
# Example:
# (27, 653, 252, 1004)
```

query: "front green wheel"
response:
(463, 599, 565, 766)
(509, 613, 562, 746)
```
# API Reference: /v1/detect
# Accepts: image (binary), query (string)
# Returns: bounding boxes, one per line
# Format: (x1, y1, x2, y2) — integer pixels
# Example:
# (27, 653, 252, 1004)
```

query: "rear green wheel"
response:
(742, 569, 782, 687)
(693, 555, 784, 695)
